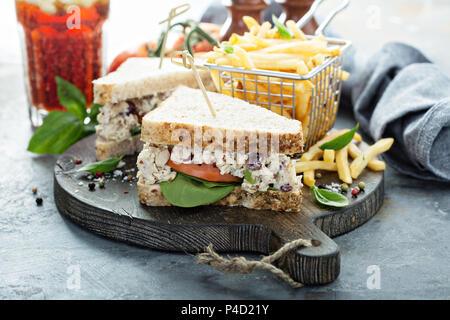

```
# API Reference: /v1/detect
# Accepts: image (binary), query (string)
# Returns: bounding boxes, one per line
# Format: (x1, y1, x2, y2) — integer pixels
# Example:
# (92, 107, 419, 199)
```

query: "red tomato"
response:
(107, 50, 140, 73)
(107, 41, 157, 73)
(167, 160, 242, 183)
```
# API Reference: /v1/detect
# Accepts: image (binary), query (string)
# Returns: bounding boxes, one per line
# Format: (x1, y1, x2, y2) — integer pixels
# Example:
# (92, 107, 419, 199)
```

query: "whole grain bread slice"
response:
(92, 57, 215, 105)
(138, 182, 303, 212)
(141, 86, 303, 154)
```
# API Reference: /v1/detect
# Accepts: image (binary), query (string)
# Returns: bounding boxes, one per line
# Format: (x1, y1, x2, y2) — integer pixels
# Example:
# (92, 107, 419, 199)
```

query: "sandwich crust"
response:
(93, 57, 216, 105)
(141, 86, 304, 155)
(138, 182, 303, 212)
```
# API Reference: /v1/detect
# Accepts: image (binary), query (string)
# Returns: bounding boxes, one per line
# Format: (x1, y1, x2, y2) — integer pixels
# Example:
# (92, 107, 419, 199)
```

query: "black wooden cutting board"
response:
(54, 135, 383, 285)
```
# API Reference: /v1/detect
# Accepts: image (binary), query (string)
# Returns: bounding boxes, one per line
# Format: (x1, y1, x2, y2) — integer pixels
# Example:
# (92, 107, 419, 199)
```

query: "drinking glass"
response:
(15, 0, 110, 127)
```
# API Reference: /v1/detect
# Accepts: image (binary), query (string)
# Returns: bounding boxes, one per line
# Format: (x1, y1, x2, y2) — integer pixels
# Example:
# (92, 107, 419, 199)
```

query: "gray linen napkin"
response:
(342, 42, 450, 182)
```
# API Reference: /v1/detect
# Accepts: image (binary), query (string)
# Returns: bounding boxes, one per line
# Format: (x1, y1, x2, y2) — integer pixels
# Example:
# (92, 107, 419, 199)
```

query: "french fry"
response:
(296, 161, 337, 173)
(243, 16, 260, 32)
(335, 146, 352, 184)
(302, 152, 323, 187)
(323, 149, 335, 163)
(300, 129, 347, 161)
(348, 143, 386, 171)
(285, 20, 307, 41)
(233, 46, 255, 69)
(350, 138, 394, 179)
(302, 170, 315, 187)
(257, 21, 272, 38)
(260, 39, 328, 55)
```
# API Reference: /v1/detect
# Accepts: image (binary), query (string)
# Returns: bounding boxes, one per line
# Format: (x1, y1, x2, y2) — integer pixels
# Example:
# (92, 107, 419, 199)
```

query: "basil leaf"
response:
(130, 126, 141, 136)
(160, 173, 236, 208)
(77, 156, 124, 173)
(27, 111, 84, 154)
(223, 45, 234, 54)
(55, 76, 87, 121)
(244, 169, 256, 184)
(89, 104, 102, 125)
(320, 123, 360, 151)
(272, 15, 293, 39)
(311, 185, 348, 208)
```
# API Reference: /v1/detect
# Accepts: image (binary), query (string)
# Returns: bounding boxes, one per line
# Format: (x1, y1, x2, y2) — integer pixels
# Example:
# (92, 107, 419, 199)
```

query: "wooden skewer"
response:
(158, 3, 190, 69)
(171, 50, 216, 118)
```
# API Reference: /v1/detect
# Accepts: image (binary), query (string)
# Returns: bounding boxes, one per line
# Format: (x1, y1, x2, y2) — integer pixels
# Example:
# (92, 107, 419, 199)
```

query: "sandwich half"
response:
(92, 57, 215, 160)
(137, 86, 304, 212)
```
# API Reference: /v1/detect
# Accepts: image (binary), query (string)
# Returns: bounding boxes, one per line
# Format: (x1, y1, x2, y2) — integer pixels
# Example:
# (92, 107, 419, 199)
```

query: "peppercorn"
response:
(341, 183, 349, 192)
(315, 172, 322, 179)
(98, 180, 105, 189)
(88, 183, 96, 191)
(36, 197, 43, 206)
(32, 187, 37, 194)
(358, 181, 366, 190)
(75, 159, 82, 165)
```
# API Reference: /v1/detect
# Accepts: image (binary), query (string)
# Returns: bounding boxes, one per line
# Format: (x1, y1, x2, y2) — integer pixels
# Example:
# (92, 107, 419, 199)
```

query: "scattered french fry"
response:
(323, 149, 335, 163)
(348, 143, 386, 171)
(335, 146, 352, 184)
(296, 161, 337, 173)
(350, 138, 394, 179)
(297, 128, 393, 186)
(303, 170, 316, 187)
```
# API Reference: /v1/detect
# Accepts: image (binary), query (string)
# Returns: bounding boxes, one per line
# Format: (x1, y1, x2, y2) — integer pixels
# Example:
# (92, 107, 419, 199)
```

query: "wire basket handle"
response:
(296, 0, 350, 36)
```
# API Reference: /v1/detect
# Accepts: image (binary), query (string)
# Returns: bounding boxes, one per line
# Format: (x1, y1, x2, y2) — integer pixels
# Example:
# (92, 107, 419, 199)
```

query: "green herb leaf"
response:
(89, 104, 102, 125)
(130, 126, 141, 136)
(27, 111, 84, 154)
(244, 169, 256, 184)
(55, 76, 87, 121)
(319, 123, 360, 150)
(160, 173, 236, 208)
(223, 45, 234, 54)
(77, 156, 124, 173)
(311, 185, 349, 208)
(272, 14, 293, 39)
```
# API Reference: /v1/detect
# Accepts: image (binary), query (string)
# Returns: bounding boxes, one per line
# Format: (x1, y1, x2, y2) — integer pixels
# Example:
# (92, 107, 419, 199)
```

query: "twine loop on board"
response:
(197, 238, 321, 288)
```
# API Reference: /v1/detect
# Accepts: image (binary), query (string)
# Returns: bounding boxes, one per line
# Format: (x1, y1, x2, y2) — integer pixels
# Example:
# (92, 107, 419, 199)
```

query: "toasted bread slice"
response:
(138, 182, 303, 212)
(141, 86, 304, 155)
(92, 57, 215, 105)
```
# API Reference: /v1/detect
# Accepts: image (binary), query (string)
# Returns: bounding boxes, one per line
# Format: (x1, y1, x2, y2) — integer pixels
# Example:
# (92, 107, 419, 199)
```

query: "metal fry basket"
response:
(204, 36, 351, 151)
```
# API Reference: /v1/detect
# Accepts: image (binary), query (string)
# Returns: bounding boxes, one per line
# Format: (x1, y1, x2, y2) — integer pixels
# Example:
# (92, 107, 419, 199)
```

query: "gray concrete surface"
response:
(0, 0, 449, 300)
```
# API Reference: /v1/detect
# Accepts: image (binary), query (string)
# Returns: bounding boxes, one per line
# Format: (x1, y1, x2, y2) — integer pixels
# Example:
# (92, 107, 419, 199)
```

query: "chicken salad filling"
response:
(137, 143, 302, 194)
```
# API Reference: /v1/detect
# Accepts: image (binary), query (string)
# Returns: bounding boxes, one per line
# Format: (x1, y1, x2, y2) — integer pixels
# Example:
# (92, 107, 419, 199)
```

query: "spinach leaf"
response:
(130, 125, 141, 136)
(27, 112, 84, 155)
(160, 173, 236, 208)
(176, 171, 240, 188)
(55, 76, 86, 121)
(244, 169, 256, 184)
(311, 185, 349, 208)
(319, 123, 359, 151)
(77, 156, 124, 173)
(89, 103, 103, 125)
(272, 14, 293, 39)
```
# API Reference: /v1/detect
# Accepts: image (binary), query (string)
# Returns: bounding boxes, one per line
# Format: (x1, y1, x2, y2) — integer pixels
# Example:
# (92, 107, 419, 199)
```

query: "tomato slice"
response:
(167, 159, 242, 183)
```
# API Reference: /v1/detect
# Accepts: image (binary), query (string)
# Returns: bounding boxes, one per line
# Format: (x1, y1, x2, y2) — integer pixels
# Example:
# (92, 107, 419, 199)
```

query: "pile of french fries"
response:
(295, 129, 394, 186)
(204, 16, 350, 136)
